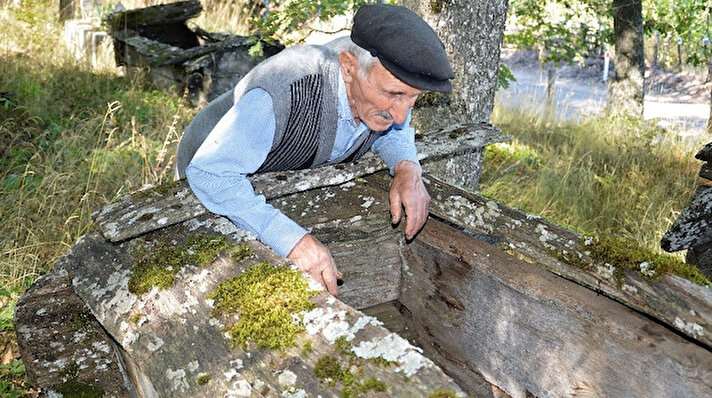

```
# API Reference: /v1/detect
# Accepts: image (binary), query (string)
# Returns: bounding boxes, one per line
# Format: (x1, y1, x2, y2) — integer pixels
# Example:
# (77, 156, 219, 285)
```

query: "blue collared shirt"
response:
(186, 70, 419, 257)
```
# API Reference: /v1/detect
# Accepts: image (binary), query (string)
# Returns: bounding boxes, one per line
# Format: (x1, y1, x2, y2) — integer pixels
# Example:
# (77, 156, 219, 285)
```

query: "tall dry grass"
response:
(482, 102, 706, 253)
(0, 4, 196, 300)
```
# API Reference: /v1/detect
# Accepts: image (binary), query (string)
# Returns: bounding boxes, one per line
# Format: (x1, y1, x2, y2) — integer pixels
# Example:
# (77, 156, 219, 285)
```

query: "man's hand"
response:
(287, 234, 343, 296)
(390, 160, 431, 239)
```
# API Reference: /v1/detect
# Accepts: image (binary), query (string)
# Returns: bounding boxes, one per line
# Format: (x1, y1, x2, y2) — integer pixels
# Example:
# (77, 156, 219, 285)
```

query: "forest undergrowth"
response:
(0, 1, 710, 396)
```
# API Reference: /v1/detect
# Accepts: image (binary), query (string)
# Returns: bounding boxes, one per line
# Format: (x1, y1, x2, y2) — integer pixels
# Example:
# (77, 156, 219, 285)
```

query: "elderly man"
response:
(175, 4, 453, 296)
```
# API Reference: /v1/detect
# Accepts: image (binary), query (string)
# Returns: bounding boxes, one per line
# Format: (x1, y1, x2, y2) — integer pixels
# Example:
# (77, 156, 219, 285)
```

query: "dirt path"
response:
(496, 50, 710, 139)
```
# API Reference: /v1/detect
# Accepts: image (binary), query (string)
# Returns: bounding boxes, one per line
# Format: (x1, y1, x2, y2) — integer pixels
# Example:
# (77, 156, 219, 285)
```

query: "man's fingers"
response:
(322, 266, 339, 296)
(390, 191, 402, 224)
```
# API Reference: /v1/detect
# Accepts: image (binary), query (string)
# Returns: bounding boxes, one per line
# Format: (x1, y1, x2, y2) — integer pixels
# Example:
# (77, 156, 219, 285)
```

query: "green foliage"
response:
(209, 261, 316, 351)
(0, 360, 28, 398)
(506, 0, 610, 65)
(644, 0, 710, 67)
(128, 235, 236, 295)
(245, 0, 398, 53)
(496, 63, 517, 90)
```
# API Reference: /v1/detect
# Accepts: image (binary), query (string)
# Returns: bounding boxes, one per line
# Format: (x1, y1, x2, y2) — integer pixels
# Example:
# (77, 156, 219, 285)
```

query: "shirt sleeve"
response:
(370, 109, 421, 174)
(185, 88, 308, 257)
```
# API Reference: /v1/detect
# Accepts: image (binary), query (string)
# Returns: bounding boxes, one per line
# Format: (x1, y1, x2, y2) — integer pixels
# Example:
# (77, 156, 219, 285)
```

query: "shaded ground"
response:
(497, 49, 711, 139)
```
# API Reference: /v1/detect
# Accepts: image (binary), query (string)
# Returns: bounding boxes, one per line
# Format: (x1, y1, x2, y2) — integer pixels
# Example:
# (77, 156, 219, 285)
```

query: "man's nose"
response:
(389, 101, 410, 125)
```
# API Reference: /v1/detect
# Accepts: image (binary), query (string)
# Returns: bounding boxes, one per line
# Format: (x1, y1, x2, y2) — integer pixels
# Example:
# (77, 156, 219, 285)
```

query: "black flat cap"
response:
(351, 4, 454, 92)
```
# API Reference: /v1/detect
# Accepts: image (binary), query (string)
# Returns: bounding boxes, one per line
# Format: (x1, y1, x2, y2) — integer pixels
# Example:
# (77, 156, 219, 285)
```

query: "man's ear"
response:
(339, 51, 357, 83)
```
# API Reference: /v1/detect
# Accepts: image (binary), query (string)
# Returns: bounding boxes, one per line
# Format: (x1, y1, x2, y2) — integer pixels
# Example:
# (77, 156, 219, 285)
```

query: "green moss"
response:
(131, 179, 183, 201)
(314, 355, 351, 386)
(209, 261, 316, 350)
(300, 340, 313, 358)
(128, 235, 235, 295)
(314, 338, 392, 397)
(137, 212, 154, 222)
(334, 336, 354, 358)
(429, 390, 458, 398)
(70, 311, 93, 332)
(230, 244, 254, 263)
(197, 373, 211, 386)
(54, 379, 104, 398)
(69, 312, 96, 341)
(555, 236, 710, 288)
(588, 236, 710, 287)
(128, 313, 143, 324)
(429, 0, 443, 13)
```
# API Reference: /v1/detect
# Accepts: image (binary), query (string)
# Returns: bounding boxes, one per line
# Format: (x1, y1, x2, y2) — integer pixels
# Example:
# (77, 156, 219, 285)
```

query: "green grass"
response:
(482, 102, 705, 253)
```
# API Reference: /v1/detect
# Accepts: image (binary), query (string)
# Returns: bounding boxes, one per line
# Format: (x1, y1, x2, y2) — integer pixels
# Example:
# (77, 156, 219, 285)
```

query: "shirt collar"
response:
(337, 69, 359, 127)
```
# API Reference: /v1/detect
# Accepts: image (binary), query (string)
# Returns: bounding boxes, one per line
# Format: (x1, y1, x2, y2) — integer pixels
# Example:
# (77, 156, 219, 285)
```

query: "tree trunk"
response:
(607, 0, 645, 117)
(401, 0, 510, 131)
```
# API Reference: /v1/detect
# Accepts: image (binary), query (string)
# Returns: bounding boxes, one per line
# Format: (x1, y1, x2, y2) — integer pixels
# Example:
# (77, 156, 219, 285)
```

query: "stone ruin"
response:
(662, 141, 712, 278)
(13, 122, 712, 397)
(102, 0, 283, 106)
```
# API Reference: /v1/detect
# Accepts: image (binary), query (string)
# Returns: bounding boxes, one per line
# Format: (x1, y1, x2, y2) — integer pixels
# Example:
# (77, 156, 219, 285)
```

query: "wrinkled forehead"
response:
(366, 62, 423, 96)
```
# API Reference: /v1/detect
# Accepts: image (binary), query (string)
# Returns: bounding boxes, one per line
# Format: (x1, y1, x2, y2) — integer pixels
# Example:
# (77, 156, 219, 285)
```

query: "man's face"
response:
(341, 52, 422, 131)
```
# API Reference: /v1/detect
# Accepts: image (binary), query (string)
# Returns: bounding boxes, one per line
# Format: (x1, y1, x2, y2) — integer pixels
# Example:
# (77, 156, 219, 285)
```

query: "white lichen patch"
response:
(352, 333, 434, 377)
(72, 331, 88, 343)
(349, 215, 363, 223)
(50, 342, 65, 352)
(277, 370, 297, 386)
(340, 181, 356, 189)
(147, 336, 165, 352)
(583, 236, 594, 246)
(621, 284, 638, 295)
(674, 317, 705, 338)
(361, 196, 375, 208)
(535, 223, 558, 243)
(596, 263, 615, 280)
(157, 217, 168, 225)
(639, 262, 655, 277)
(182, 268, 213, 293)
(281, 387, 307, 398)
(76, 268, 137, 324)
(91, 341, 111, 354)
(36, 307, 48, 316)
(225, 379, 252, 397)
(166, 368, 189, 392)
(188, 360, 200, 372)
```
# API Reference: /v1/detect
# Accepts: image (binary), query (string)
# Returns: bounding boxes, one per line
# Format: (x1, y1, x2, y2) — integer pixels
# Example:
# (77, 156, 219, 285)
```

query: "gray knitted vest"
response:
(175, 45, 380, 179)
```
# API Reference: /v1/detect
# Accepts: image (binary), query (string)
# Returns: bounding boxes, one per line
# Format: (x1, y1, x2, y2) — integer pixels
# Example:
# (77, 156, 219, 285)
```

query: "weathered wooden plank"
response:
(400, 219, 712, 397)
(273, 178, 403, 309)
(14, 264, 134, 396)
(92, 123, 510, 243)
(661, 185, 712, 251)
(67, 214, 465, 397)
(420, 174, 712, 348)
(104, 0, 202, 30)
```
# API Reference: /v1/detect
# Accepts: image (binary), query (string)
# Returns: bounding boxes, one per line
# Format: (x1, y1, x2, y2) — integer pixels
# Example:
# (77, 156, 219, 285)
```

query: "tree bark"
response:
(607, 0, 645, 117)
(401, 0, 509, 131)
